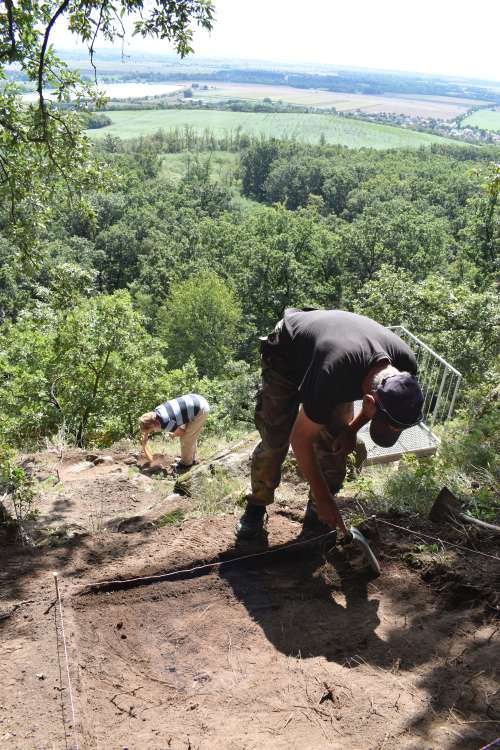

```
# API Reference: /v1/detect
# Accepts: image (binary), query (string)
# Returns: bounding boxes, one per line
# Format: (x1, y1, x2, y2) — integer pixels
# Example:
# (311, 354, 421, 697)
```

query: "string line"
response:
(85, 529, 339, 590)
(373, 517, 500, 562)
(57, 594, 80, 750)
(86, 514, 498, 593)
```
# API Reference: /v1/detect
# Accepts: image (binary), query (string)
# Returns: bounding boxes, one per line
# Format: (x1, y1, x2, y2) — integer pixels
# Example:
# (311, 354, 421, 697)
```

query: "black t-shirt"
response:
(279, 309, 417, 424)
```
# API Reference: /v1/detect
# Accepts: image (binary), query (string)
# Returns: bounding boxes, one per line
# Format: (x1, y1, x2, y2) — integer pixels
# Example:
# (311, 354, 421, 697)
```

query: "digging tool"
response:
(338, 525, 381, 576)
(429, 488, 500, 534)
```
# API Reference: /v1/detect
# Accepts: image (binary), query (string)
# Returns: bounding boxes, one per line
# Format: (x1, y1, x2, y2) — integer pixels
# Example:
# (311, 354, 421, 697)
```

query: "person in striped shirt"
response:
(139, 394, 210, 470)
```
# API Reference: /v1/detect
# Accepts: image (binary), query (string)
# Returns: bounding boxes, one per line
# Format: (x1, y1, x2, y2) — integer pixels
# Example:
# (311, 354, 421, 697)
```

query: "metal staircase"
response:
(358, 326, 462, 465)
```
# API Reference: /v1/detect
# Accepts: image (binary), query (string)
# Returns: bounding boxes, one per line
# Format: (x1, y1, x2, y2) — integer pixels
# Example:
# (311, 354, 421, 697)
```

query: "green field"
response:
(462, 108, 500, 132)
(88, 109, 458, 149)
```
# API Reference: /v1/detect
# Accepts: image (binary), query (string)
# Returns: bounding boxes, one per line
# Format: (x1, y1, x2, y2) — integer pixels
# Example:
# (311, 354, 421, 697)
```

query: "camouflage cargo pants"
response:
(247, 353, 367, 507)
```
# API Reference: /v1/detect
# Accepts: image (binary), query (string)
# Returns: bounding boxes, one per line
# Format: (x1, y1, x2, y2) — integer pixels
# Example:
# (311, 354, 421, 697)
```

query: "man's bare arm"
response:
(331, 395, 376, 455)
(290, 409, 347, 533)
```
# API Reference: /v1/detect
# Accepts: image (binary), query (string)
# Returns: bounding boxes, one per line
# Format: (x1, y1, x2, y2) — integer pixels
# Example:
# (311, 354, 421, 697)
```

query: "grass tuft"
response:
(158, 509, 185, 526)
(188, 466, 246, 518)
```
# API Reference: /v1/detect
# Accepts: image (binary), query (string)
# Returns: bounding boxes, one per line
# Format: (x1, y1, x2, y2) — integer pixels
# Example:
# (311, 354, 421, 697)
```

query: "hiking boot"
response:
(173, 460, 197, 475)
(235, 504, 268, 540)
(301, 499, 336, 541)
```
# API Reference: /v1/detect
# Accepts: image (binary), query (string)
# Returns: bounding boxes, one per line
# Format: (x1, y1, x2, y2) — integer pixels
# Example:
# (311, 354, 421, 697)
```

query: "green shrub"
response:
(0, 445, 37, 540)
(350, 391, 499, 522)
(156, 272, 243, 378)
(199, 360, 259, 437)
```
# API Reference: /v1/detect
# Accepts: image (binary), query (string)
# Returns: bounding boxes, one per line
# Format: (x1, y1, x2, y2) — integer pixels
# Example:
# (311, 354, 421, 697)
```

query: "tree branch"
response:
(4, 0, 17, 61)
(76, 349, 112, 446)
(47, 109, 77, 146)
(37, 0, 71, 129)
(89, 1, 107, 84)
(111, 6, 127, 60)
(0, 116, 22, 140)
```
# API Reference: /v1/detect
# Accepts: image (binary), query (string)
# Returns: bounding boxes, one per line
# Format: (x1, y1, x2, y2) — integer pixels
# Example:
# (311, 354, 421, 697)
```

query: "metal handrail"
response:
(390, 326, 462, 377)
(358, 325, 462, 464)
(390, 325, 462, 424)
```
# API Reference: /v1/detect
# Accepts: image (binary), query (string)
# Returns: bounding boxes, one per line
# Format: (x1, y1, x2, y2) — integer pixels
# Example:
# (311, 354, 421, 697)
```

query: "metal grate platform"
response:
(355, 401, 440, 465)
(355, 326, 462, 466)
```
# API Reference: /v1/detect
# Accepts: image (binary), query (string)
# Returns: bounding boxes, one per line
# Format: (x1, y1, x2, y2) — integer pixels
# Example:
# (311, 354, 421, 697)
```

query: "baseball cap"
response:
(369, 372, 424, 447)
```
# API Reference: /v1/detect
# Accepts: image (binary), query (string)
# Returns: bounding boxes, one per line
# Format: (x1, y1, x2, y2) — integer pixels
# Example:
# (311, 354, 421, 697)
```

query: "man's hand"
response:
(291, 409, 348, 534)
(170, 426, 186, 439)
(331, 426, 356, 456)
(315, 498, 348, 535)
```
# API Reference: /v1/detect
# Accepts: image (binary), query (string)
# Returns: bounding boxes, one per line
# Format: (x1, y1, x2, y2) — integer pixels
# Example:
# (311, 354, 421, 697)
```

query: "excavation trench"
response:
(78, 531, 340, 596)
(71, 534, 499, 750)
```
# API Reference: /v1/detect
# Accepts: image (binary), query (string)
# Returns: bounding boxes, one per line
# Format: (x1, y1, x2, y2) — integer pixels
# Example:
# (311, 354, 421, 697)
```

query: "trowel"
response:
(339, 525, 381, 576)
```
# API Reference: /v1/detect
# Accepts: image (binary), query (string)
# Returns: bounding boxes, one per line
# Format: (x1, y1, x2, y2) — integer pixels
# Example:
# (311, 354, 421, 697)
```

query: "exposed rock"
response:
(0, 606, 17, 622)
(112, 515, 156, 534)
(35, 471, 52, 482)
(69, 461, 94, 473)
(141, 463, 168, 477)
(174, 441, 255, 497)
(93, 455, 115, 465)
(137, 454, 175, 477)
(107, 494, 192, 534)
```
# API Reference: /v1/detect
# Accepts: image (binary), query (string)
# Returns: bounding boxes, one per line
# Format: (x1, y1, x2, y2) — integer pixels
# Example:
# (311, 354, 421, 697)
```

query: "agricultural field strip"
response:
(21, 76, 491, 118)
(462, 108, 500, 132)
(388, 94, 490, 105)
(195, 83, 377, 109)
(88, 109, 459, 148)
(190, 82, 488, 117)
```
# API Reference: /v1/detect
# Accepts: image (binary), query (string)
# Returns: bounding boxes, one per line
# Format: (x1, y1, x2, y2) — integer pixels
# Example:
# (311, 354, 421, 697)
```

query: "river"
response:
(22, 82, 183, 102)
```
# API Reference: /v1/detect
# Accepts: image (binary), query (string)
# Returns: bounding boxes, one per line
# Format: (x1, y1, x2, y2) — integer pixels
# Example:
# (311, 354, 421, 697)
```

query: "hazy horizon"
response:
(50, 0, 500, 84)
(54, 46, 500, 87)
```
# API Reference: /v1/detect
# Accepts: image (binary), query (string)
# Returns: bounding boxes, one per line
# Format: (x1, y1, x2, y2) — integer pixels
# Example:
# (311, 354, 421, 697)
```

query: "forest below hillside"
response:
(0, 131, 498, 519)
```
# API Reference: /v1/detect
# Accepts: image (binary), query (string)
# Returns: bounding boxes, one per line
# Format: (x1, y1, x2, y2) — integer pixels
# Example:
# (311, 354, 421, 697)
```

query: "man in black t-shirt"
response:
(236, 309, 424, 540)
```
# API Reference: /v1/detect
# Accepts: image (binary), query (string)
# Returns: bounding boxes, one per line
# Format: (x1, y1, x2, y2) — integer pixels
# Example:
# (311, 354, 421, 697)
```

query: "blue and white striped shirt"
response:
(155, 394, 209, 433)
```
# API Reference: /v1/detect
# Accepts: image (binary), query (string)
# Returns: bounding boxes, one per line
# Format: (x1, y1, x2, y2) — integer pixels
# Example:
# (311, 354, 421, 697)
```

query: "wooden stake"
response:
(53, 571, 60, 601)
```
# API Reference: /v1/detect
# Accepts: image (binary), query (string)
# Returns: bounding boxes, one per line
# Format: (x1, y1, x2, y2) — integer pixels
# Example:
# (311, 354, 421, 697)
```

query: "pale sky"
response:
(52, 0, 500, 83)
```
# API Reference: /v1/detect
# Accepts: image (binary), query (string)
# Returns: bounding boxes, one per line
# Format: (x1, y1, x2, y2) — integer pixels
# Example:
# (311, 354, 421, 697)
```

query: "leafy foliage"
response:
(0, 444, 37, 539)
(352, 266, 499, 385)
(157, 272, 243, 378)
(0, 291, 166, 446)
(0, 0, 214, 250)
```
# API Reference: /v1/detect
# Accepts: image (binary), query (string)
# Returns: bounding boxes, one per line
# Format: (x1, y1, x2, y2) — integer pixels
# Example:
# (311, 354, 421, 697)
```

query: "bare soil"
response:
(0, 448, 499, 750)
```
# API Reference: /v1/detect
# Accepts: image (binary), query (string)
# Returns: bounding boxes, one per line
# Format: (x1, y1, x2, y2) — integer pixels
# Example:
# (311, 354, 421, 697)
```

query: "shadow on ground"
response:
(220, 536, 500, 748)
